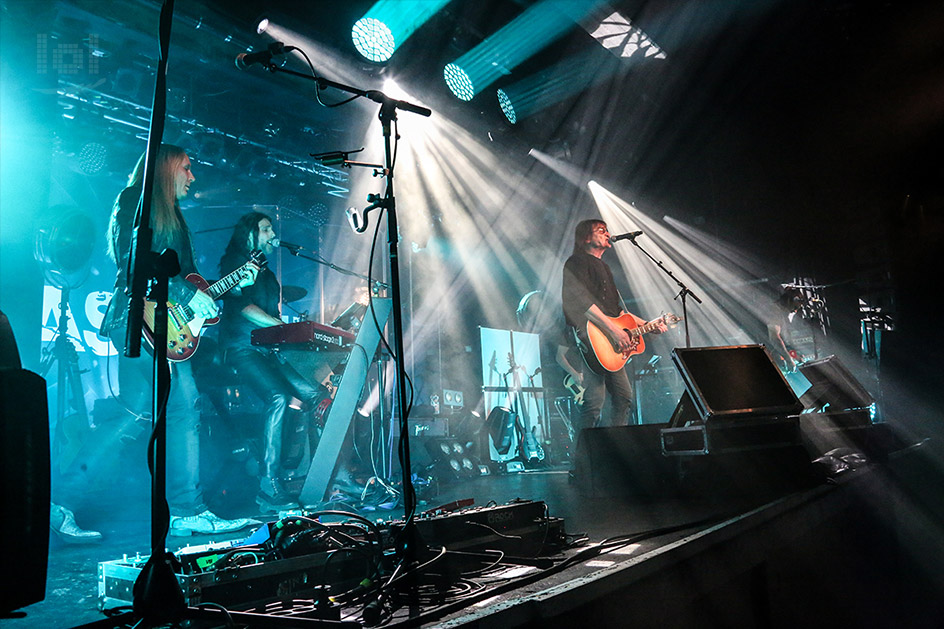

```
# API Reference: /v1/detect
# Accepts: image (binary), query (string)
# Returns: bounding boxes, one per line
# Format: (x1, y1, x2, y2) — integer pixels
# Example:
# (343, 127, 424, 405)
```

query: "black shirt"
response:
(561, 251, 622, 328)
(218, 251, 281, 351)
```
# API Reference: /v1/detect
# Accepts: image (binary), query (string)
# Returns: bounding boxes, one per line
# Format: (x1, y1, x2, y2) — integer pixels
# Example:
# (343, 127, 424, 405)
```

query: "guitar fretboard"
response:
(629, 319, 663, 338)
(206, 267, 245, 299)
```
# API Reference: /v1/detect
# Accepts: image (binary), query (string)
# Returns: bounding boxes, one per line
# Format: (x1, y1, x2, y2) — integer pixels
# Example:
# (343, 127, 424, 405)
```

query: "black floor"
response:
(6, 414, 944, 628)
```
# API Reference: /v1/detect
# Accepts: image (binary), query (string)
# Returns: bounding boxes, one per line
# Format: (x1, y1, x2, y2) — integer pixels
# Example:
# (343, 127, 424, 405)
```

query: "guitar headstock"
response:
(662, 312, 683, 327)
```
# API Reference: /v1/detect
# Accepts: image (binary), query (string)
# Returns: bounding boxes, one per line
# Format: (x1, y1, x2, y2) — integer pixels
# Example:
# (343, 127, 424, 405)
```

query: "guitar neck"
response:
(629, 318, 663, 338)
(206, 263, 249, 299)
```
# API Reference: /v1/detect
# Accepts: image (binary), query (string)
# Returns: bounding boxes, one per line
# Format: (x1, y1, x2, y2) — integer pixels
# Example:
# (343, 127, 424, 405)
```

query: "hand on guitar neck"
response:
(144, 251, 265, 361)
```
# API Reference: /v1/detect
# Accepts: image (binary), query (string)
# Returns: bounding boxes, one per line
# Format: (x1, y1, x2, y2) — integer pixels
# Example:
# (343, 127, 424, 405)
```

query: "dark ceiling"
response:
(7, 0, 944, 292)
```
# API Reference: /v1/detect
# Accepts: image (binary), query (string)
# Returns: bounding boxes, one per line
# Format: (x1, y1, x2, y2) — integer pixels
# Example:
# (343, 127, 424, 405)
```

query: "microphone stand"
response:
(621, 234, 702, 348)
(86, 13, 363, 629)
(254, 61, 430, 563)
(279, 243, 389, 291)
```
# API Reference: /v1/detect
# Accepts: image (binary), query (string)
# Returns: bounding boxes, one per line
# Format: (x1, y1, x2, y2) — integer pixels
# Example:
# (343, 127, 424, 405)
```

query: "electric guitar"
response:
(563, 374, 585, 405)
(143, 251, 265, 362)
(507, 353, 544, 464)
(577, 312, 681, 374)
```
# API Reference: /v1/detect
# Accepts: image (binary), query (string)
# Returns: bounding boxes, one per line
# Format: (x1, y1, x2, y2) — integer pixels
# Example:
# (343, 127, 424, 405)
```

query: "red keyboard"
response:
(251, 321, 355, 349)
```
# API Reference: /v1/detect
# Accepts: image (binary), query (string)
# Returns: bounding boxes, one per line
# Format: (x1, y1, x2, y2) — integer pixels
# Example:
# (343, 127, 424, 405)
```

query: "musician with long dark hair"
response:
(218, 212, 325, 513)
(100, 144, 258, 535)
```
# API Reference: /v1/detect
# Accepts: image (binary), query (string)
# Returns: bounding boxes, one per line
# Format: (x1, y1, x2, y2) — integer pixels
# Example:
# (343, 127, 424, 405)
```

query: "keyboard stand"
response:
(299, 298, 392, 507)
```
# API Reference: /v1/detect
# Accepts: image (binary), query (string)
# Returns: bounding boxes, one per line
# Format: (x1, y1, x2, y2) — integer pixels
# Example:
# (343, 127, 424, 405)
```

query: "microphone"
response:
(610, 230, 643, 242)
(275, 239, 303, 253)
(235, 42, 295, 70)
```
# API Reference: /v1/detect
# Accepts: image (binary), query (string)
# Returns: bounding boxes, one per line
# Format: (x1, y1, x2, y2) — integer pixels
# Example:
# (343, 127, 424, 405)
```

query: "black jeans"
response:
(578, 365, 634, 430)
(225, 347, 323, 479)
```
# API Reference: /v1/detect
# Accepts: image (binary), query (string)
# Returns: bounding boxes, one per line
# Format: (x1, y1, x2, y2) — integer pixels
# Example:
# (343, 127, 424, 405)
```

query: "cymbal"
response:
(281, 285, 308, 303)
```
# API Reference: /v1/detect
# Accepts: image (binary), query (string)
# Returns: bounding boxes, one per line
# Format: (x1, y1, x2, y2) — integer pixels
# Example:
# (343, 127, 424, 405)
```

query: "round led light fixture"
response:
(497, 89, 516, 124)
(444, 63, 474, 101)
(352, 17, 396, 62)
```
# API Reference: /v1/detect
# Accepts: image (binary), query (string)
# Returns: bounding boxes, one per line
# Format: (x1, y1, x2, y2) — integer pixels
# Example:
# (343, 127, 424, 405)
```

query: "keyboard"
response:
(250, 321, 355, 349)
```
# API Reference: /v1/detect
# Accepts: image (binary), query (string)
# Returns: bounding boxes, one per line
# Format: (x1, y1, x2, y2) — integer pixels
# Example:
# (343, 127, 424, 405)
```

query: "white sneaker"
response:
(169, 510, 260, 537)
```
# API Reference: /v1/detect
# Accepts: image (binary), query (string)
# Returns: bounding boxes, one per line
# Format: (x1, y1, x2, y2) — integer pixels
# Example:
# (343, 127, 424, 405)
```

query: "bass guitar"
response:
(143, 251, 264, 362)
(577, 312, 681, 374)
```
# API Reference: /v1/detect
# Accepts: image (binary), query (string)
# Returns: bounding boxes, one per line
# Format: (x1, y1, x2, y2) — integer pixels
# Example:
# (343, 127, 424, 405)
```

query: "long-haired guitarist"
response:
(218, 212, 327, 513)
(561, 219, 667, 430)
(100, 144, 258, 536)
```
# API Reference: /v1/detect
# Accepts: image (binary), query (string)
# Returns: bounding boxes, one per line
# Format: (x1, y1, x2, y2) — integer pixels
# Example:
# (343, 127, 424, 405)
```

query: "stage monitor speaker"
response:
(573, 425, 677, 499)
(0, 368, 51, 614)
(798, 355, 873, 411)
(670, 345, 803, 423)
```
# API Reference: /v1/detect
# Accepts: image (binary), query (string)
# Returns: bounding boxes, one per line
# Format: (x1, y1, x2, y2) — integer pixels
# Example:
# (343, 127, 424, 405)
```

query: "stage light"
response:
(352, 0, 451, 63)
(443, 0, 607, 100)
(77, 142, 107, 175)
(496, 47, 627, 123)
(352, 17, 395, 62)
(443, 63, 474, 101)
(497, 89, 516, 124)
(256, 17, 269, 35)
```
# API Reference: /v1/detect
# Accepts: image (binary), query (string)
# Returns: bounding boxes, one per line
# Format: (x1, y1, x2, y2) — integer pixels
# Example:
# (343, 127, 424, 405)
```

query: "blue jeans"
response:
(118, 354, 207, 516)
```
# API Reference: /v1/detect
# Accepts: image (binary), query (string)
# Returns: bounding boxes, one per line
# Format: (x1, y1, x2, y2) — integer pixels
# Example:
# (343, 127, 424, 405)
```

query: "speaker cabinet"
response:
(0, 368, 50, 613)
(573, 425, 677, 499)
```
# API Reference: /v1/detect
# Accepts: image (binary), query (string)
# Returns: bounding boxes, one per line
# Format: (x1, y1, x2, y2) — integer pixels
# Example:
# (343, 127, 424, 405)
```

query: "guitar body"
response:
(586, 313, 645, 373)
(563, 374, 585, 405)
(141, 252, 264, 362)
(142, 274, 215, 362)
(579, 312, 682, 375)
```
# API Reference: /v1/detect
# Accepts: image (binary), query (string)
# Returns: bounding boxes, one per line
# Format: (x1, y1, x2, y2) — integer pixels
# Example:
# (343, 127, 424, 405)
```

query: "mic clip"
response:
(311, 147, 365, 168)
(347, 193, 387, 234)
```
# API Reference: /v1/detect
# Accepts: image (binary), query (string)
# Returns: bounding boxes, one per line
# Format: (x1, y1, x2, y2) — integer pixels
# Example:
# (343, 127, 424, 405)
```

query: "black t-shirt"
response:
(561, 251, 622, 328)
(218, 251, 281, 351)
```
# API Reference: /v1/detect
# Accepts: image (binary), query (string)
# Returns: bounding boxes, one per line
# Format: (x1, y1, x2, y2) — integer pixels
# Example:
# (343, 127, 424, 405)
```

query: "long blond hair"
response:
(107, 144, 188, 261)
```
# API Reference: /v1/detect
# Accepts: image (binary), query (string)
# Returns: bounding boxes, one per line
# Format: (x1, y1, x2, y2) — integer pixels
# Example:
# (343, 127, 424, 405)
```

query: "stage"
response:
(5, 420, 944, 628)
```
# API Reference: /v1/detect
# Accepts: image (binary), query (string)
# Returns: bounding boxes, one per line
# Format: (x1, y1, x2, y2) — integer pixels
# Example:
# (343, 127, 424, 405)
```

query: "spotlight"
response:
(352, 17, 395, 62)
(444, 63, 474, 101)
(352, 0, 450, 63)
(256, 17, 269, 35)
(497, 89, 516, 124)
(78, 142, 108, 175)
(443, 389, 464, 408)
